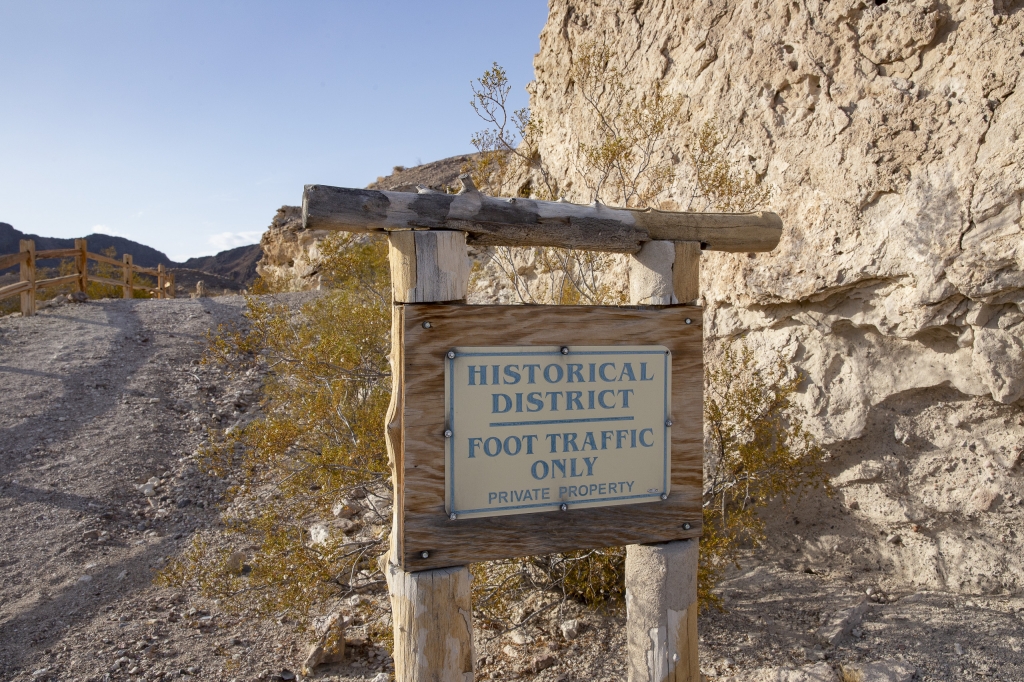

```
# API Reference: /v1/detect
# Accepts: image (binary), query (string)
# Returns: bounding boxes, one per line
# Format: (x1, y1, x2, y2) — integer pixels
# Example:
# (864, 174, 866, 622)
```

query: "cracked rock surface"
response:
(528, 0, 1024, 594)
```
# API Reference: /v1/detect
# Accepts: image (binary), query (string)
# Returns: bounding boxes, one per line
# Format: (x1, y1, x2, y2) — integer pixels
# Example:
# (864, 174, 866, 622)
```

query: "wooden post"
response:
(157, 263, 166, 299)
(384, 561, 475, 682)
(384, 229, 474, 682)
(19, 239, 36, 316)
(388, 231, 470, 303)
(122, 254, 133, 299)
(673, 241, 701, 304)
(168, 272, 176, 299)
(75, 239, 88, 294)
(627, 249, 700, 682)
(629, 240, 701, 305)
(625, 541, 699, 682)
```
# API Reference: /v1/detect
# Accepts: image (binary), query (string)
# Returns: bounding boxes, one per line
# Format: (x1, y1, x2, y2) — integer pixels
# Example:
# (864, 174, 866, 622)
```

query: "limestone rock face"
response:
(256, 206, 329, 291)
(528, 0, 1024, 592)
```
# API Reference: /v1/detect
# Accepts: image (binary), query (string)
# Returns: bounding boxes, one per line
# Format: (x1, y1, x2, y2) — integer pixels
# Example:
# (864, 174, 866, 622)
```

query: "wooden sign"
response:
(299, 179, 786, 682)
(391, 303, 702, 570)
(444, 345, 672, 519)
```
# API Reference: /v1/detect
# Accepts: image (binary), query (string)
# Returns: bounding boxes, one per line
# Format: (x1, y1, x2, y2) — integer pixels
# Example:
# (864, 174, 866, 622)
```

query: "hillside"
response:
(366, 153, 477, 192)
(0, 222, 261, 290)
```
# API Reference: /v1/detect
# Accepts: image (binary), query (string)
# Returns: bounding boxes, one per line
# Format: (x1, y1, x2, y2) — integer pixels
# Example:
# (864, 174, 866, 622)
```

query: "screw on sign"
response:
(300, 178, 782, 682)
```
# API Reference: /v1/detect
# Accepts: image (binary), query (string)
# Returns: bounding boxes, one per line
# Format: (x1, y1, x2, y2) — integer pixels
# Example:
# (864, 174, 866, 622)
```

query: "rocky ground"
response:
(2, 295, 1022, 682)
(0, 294, 391, 682)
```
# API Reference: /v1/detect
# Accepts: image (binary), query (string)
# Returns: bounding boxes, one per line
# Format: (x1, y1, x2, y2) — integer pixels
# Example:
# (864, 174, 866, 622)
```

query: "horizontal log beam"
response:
(88, 252, 124, 267)
(632, 209, 783, 252)
(35, 274, 80, 290)
(35, 248, 80, 260)
(0, 252, 26, 271)
(0, 280, 30, 300)
(303, 178, 782, 254)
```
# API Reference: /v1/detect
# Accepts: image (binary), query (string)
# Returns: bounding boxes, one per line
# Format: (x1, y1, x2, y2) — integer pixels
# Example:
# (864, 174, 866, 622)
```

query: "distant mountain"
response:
(0, 222, 261, 290)
(178, 245, 263, 286)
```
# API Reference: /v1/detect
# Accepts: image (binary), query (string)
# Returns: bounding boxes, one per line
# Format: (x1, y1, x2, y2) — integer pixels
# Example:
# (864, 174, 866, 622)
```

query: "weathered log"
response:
(0, 280, 31, 299)
(75, 239, 88, 293)
(673, 241, 701, 304)
(0, 252, 25, 271)
(303, 176, 782, 254)
(626, 540, 699, 682)
(20, 239, 35, 316)
(122, 254, 133, 299)
(383, 560, 474, 682)
(34, 274, 81, 291)
(634, 209, 782, 252)
(626, 254, 701, 681)
(629, 240, 677, 305)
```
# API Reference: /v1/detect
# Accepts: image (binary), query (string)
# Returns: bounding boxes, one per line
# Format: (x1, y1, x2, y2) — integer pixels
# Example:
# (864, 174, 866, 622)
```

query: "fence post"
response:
(157, 263, 165, 299)
(122, 254, 133, 299)
(168, 272, 176, 299)
(383, 230, 474, 682)
(627, 240, 701, 682)
(19, 239, 36, 316)
(75, 239, 88, 294)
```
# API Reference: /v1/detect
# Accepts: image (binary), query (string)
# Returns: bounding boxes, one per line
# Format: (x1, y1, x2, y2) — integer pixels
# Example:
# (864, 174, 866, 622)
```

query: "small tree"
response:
(468, 62, 558, 200)
(569, 40, 684, 208)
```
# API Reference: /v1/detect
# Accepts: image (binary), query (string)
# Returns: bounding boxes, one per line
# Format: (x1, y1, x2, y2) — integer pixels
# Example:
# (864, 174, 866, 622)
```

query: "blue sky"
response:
(0, 1, 549, 260)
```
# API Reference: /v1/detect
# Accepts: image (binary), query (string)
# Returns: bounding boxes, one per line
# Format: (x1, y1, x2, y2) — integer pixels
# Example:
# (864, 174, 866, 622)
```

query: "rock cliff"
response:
(527, 0, 1024, 593)
(256, 206, 329, 291)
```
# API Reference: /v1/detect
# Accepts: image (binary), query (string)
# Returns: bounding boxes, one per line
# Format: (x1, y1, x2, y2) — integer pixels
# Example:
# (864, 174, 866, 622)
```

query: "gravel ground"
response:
(0, 295, 390, 682)
(2, 295, 1022, 682)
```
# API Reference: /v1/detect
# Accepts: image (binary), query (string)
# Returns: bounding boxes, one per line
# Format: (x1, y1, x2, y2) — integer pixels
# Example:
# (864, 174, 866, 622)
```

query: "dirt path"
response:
(2, 296, 1022, 682)
(0, 295, 385, 682)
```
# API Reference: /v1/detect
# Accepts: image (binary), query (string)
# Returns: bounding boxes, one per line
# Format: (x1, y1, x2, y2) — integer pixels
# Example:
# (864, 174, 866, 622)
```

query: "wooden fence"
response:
(0, 239, 175, 316)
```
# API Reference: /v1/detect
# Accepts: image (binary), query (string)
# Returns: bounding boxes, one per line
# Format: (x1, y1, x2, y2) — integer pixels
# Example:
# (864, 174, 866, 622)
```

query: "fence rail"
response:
(0, 238, 175, 316)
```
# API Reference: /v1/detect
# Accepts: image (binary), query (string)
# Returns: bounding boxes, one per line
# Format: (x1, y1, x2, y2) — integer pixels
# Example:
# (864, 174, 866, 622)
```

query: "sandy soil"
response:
(2, 295, 1022, 682)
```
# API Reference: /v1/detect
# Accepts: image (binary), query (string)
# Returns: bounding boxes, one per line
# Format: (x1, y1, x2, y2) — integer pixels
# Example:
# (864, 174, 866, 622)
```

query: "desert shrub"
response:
(700, 344, 828, 609)
(471, 548, 626, 631)
(568, 40, 684, 208)
(688, 119, 774, 212)
(158, 233, 392, 629)
(840, 665, 865, 682)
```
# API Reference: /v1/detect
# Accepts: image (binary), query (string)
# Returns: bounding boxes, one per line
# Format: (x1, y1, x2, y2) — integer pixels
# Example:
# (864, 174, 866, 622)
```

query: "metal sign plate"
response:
(444, 345, 671, 519)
